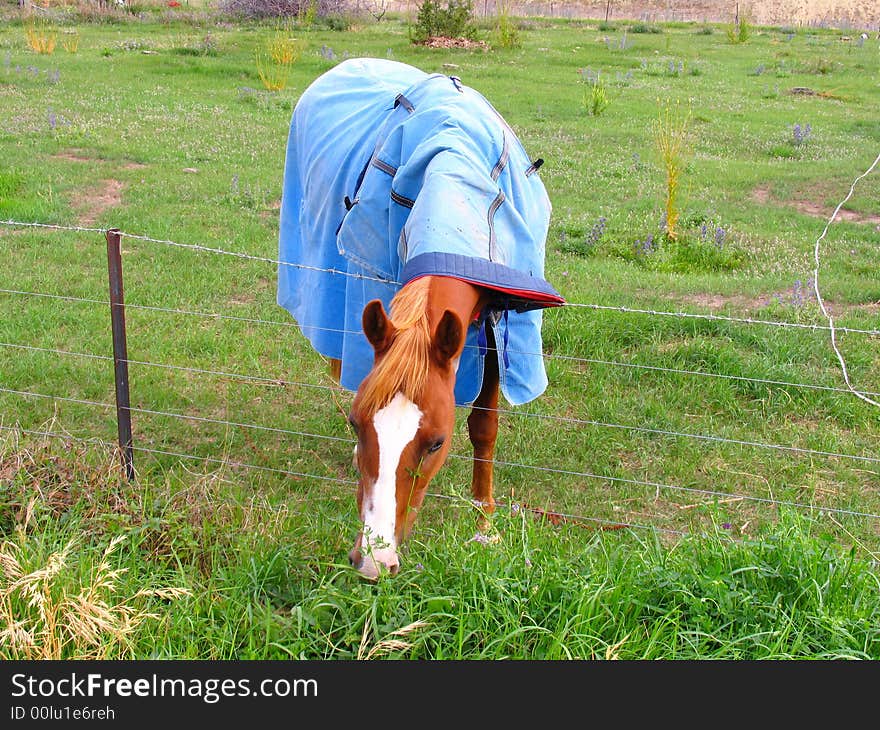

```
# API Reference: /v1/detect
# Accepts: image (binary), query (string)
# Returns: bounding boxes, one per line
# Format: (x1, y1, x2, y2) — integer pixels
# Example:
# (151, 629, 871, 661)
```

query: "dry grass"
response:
(255, 34, 304, 92)
(25, 24, 56, 55)
(267, 32, 304, 65)
(0, 530, 189, 660)
(357, 620, 429, 659)
(653, 101, 691, 242)
(61, 29, 80, 54)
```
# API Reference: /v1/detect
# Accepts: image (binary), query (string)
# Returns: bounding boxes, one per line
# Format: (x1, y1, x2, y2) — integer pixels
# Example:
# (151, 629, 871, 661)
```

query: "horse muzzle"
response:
(348, 546, 399, 580)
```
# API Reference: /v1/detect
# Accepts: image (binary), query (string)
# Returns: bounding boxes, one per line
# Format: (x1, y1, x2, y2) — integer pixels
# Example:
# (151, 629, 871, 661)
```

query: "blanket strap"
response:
(394, 93, 415, 113)
(525, 158, 544, 177)
(476, 307, 510, 371)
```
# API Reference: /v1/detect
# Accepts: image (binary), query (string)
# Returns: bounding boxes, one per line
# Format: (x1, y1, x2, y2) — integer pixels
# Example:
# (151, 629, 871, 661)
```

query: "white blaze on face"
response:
(362, 392, 422, 565)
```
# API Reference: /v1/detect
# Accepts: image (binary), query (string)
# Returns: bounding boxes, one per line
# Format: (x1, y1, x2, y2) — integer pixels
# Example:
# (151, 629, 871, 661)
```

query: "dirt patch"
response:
(417, 36, 490, 49)
(751, 184, 772, 204)
(793, 199, 880, 226)
(53, 149, 94, 164)
(751, 185, 880, 228)
(676, 292, 770, 312)
(53, 149, 147, 170)
(71, 179, 125, 227)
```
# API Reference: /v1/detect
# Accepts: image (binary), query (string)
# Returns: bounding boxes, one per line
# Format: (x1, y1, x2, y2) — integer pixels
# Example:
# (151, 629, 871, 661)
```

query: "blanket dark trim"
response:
(401, 251, 565, 312)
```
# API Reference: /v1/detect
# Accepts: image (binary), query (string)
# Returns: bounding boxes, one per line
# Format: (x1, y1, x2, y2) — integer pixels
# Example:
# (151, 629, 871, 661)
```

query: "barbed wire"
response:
(3, 290, 878, 399)
(4, 384, 880, 523)
(3, 219, 878, 336)
(0, 423, 684, 537)
(2, 341, 878, 463)
(4, 214, 879, 541)
(810, 150, 880, 408)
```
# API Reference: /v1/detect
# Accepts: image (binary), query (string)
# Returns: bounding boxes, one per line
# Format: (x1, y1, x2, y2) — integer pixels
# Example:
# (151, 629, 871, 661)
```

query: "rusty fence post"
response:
(106, 228, 135, 480)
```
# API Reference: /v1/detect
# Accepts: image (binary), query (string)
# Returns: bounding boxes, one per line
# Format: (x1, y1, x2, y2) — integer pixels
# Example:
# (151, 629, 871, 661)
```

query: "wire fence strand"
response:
(0, 423, 686, 537)
(2, 341, 878, 464)
(4, 219, 879, 336)
(4, 385, 880, 524)
(3, 289, 878, 399)
(4, 215, 880, 542)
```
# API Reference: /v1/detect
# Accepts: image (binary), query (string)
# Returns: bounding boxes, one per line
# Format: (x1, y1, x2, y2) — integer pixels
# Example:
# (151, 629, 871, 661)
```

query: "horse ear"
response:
(433, 310, 465, 366)
(362, 299, 395, 354)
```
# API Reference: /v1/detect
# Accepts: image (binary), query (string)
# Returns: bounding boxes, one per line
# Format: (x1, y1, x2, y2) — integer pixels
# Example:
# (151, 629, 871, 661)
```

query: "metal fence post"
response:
(106, 228, 135, 480)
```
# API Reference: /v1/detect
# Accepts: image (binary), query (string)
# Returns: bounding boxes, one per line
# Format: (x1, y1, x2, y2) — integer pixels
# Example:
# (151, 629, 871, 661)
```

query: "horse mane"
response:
(358, 277, 432, 417)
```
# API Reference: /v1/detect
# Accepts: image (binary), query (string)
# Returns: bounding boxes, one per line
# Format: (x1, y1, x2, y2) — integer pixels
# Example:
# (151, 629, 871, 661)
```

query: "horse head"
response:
(346, 277, 480, 579)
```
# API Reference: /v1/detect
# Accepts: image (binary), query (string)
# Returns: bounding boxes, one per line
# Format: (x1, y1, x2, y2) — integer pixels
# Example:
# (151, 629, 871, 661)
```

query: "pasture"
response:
(1, 6, 879, 659)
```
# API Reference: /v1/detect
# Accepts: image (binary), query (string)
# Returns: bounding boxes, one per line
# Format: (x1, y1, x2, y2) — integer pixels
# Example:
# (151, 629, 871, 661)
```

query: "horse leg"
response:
(467, 325, 500, 534)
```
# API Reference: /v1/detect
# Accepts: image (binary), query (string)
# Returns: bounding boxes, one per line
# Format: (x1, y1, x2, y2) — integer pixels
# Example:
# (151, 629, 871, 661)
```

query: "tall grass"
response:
(583, 72, 610, 116)
(25, 24, 57, 55)
(3, 429, 880, 659)
(490, 0, 520, 50)
(256, 33, 304, 91)
(653, 100, 691, 241)
(0, 531, 189, 660)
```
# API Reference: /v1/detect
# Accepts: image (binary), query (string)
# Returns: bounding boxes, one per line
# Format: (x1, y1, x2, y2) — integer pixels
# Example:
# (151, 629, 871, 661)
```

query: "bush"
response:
(629, 22, 661, 34)
(490, 2, 520, 49)
(411, 0, 478, 43)
(217, 0, 350, 20)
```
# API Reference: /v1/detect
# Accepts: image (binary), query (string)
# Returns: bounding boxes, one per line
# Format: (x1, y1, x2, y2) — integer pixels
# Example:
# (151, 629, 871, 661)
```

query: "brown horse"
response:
(338, 276, 501, 579)
(276, 58, 563, 579)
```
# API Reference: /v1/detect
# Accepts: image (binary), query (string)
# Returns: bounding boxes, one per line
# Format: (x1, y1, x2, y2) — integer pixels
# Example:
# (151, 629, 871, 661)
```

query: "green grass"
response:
(1, 9, 879, 659)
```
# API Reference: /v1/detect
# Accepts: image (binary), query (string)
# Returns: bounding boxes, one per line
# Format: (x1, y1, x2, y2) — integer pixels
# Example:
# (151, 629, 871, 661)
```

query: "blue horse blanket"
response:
(277, 58, 564, 406)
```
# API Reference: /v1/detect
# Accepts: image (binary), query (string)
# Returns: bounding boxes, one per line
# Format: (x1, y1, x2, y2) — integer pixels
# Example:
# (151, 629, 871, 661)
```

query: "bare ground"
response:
(71, 179, 125, 227)
(752, 184, 880, 228)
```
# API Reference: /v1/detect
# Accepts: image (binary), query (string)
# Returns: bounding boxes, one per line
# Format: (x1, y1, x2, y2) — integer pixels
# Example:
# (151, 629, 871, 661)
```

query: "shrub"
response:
(217, 0, 350, 20)
(582, 73, 610, 116)
(726, 7, 752, 44)
(490, 1, 520, 49)
(411, 0, 478, 43)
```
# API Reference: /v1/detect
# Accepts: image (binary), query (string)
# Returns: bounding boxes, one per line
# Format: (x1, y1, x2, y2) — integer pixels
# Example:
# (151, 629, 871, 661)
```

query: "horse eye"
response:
(427, 439, 444, 455)
(348, 415, 359, 435)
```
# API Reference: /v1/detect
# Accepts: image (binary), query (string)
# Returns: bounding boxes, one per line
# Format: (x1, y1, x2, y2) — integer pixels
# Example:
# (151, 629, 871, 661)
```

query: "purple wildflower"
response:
(792, 122, 812, 146)
(48, 109, 57, 130)
(635, 233, 654, 256)
(48, 69, 60, 84)
(722, 523, 732, 529)
(714, 226, 726, 248)
(585, 216, 607, 249)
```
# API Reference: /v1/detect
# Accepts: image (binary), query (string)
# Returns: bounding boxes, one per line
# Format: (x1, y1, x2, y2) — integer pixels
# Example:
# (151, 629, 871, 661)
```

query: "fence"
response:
(1, 156, 878, 546)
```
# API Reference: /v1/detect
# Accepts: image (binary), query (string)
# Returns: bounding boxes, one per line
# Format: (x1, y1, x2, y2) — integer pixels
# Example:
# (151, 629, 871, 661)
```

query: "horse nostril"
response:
(348, 549, 361, 568)
(388, 562, 400, 576)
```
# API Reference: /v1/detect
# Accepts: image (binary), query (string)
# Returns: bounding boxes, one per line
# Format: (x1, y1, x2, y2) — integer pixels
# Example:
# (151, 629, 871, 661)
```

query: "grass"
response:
(1, 9, 879, 659)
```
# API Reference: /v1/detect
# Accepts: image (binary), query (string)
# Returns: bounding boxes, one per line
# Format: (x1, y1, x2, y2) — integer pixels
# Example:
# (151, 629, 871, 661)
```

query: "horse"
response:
(277, 58, 564, 579)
